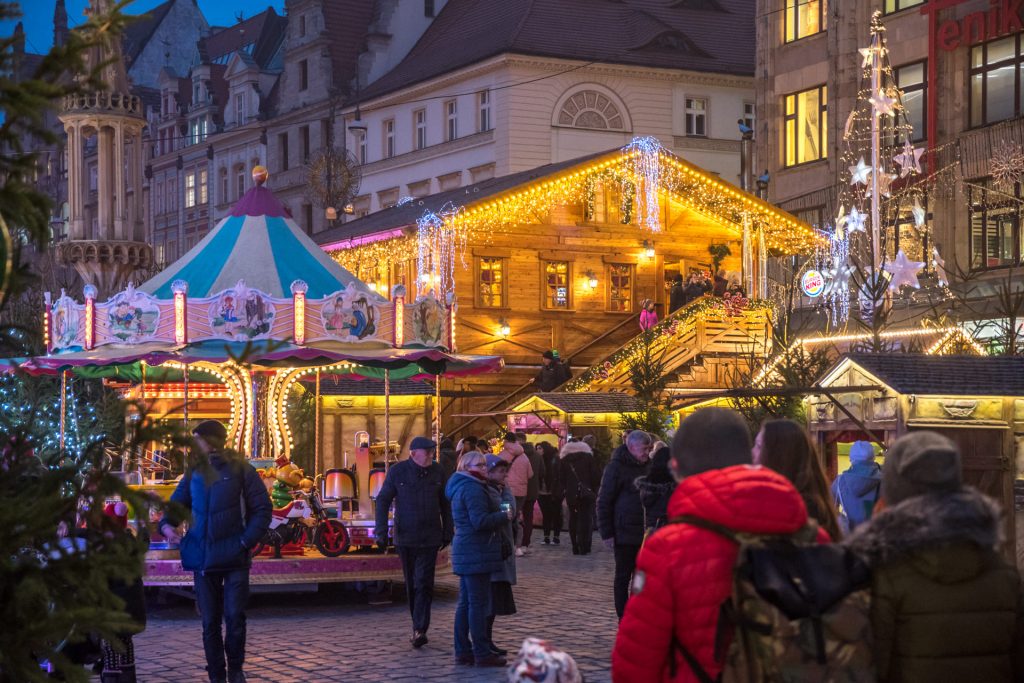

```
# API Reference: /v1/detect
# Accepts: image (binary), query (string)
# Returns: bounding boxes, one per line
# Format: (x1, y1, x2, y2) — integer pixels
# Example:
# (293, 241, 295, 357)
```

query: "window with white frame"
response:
(384, 119, 395, 158)
(236, 166, 245, 199)
(414, 109, 427, 150)
(445, 100, 458, 141)
(167, 178, 176, 211)
(743, 102, 755, 131)
(478, 90, 491, 132)
(220, 170, 227, 204)
(156, 180, 164, 214)
(685, 98, 707, 137)
(185, 172, 196, 208)
(355, 130, 366, 164)
(199, 168, 208, 204)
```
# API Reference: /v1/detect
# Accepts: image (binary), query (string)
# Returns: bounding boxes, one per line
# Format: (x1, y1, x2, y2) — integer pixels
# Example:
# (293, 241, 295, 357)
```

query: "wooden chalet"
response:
(316, 145, 820, 436)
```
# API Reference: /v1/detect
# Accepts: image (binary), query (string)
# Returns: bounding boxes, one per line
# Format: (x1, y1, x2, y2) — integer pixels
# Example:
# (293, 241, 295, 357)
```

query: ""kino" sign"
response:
(924, 0, 1024, 50)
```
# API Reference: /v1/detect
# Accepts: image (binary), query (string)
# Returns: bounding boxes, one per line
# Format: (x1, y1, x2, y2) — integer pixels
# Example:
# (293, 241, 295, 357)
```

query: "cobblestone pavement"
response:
(132, 540, 618, 683)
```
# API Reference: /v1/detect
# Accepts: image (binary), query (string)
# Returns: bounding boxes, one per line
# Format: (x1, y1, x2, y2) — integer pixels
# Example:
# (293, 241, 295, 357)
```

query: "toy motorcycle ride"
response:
(252, 484, 350, 558)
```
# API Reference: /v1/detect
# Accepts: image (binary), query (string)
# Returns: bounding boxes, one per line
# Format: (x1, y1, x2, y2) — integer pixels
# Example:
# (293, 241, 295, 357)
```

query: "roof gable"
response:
(823, 353, 1024, 396)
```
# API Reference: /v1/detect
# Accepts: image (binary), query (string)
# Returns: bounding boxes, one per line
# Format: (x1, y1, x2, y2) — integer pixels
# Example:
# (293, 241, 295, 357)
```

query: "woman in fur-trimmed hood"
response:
(634, 446, 676, 532)
(844, 431, 1023, 683)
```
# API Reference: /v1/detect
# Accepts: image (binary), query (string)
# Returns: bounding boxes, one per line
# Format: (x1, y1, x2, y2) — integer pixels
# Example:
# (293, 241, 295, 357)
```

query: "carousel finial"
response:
(252, 165, 269, 187)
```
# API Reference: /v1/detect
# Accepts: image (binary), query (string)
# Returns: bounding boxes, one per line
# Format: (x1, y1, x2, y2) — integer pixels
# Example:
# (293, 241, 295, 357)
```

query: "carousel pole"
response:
(434, 376, 441, 447)
(183, 363, 190, 427)
(314, 368, 321, 475)
(383, 368, 391, 470)
(59, 369, 67, 454)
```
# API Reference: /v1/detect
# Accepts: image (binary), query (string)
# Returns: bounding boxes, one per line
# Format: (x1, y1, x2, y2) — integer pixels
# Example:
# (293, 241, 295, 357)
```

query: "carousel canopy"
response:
(141, 185, 363, 299)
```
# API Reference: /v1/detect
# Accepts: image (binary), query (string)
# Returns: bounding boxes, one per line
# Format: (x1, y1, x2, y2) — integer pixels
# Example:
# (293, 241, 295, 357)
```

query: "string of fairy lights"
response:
(0, 373, 99, 458)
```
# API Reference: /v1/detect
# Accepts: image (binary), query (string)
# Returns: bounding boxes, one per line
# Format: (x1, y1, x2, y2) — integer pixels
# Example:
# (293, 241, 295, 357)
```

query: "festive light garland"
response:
(416, 202, 467, 301)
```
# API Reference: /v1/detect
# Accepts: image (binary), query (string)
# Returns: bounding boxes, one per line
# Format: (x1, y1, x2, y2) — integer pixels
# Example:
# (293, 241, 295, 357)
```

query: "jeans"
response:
(521, 496, 537, 547)
(453, 572, 493, 659)
(397, 545, 439, 633)
(613, 543, 642, 620)
(568, 499, 594, 553)
(194, 568, 249, 679)
(538, 494, 563, 538)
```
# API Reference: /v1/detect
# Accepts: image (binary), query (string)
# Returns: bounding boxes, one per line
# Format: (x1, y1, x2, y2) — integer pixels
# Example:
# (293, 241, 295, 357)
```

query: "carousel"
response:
(24, 168, 503, 587)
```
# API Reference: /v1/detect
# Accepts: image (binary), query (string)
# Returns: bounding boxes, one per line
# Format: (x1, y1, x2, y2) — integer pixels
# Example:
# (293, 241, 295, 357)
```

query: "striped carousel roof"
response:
(141, 184, 362, 299)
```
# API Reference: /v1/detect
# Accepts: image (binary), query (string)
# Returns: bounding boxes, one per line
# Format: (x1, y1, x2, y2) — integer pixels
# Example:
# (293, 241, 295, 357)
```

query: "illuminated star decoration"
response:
(989, 140, 1024, 188)
(932, 246, 948, 287)
(834, 206, 848, 239)
(912, 197, 926, 227)
(859, 47, 876, 68)
(869, 170, 894, 198)
(884, 249, 926, 291)
(892, 141, 924, 177)
(849, 158, 873, 185)
(846, 206, 867, 233)
(869, 89, 897, 117)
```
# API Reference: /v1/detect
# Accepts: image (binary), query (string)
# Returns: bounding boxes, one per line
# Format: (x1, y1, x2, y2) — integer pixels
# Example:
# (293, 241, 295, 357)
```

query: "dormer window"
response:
(235, 93, 245, 125)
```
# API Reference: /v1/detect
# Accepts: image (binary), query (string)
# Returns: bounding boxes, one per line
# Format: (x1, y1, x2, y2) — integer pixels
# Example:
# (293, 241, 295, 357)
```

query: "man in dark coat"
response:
(668, 274, 685, 314)
(159, 420, 271, 683)
(534, 350, 571, 391)
(560, 440, 601, 554)
(597, 430, 653, 619)
(374, 436, 454, 649)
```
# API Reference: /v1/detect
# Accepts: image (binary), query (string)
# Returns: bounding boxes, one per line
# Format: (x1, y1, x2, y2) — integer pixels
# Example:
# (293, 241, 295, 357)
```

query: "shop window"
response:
(784, 85, 827, 167)
(884, 0, 924, 13)
(895, 62, 926, 142)
(969, 181, 1021, 270)
(477, 257, 506, 308)
(685, 98, 707, 137)
(785, 0, 826, 43)
(606, 263, 634, 312)
(542, 261, 571, 309)
(970, 36, 1024, 128)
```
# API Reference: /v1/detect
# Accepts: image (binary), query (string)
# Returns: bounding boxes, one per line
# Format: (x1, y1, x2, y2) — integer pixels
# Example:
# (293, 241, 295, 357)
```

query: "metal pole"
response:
(314, 368, 321, 475)
(434, 376, 441, 446)
(383, 368, 391, 469)
(870, 22, 882, 270)
(183, 363, 189, 427)
(59, 369, 67, 454)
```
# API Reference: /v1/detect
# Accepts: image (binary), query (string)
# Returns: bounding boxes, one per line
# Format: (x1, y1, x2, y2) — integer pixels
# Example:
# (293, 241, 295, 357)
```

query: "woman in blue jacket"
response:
(445, 450, 512, 667)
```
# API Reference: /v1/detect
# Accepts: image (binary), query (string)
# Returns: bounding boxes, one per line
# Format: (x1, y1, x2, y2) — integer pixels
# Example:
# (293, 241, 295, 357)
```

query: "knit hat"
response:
(507, 637, 583, 683)
(542, 350, 555, 360)
(485, 454, 509, 471)
(881, 431, 962, 505)
(672, 407, 752, 477)
(192, 420, 227, 447)
(849, 440, 875, 463)
(103, 501, 129, 529)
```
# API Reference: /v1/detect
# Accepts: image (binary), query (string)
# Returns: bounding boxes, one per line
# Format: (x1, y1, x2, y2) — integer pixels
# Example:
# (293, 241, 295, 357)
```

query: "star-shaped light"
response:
(846, 206, 867, 233)
(885, 249, 926, 290)
(825, 260, 854, 297)
(869, 90, 897, 117)
(912, 197, 926, 227)
(859, 47, 876, 68)
(869, 171, 894, 197)
(932, 246, 948, 287)
(849, 158, 873, 185)
(893, 141, 924, 177)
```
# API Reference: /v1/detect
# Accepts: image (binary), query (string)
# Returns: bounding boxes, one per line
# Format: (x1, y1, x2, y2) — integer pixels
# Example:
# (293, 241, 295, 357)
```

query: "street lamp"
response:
(643, 240, 655, 259)
(585, 270, 599, 290)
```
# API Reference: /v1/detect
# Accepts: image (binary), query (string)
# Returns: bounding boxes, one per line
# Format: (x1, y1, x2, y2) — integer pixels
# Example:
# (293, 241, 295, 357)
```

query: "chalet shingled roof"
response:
(532, 392, 643, 414)
(830, 353, 1024, 397)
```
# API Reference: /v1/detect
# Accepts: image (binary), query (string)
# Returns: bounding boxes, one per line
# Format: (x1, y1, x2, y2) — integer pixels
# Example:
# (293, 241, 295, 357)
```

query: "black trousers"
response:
(194, 568, 249, 680)
(538, 494, 563, 537)
(397, 545, 439, 634)
(613, 543, 641, 620)
(567, 499, 594, 553)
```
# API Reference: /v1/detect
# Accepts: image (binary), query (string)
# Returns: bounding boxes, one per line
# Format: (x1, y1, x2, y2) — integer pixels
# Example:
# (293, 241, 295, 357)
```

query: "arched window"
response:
(556, 89, 627, 131)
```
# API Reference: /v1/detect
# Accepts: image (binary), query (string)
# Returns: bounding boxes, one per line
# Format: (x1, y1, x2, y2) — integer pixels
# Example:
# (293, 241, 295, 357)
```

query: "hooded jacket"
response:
(597, 444, 650, 546)
(487, 482, 517, 585)
(160, 452, 272, 573)
(611, 465, 814, 683)
(635, 475, 676, 532)
(500, 446, 534, 498)
(445, 471, 508, 575)
(538, 444, 563, 498)
(845, 489, 1023, 683)
(831, 460, 881, 529)
(560, 441, 601, 507)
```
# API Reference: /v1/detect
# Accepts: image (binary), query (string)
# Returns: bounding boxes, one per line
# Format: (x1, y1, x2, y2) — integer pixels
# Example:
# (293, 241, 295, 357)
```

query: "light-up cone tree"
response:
(826, 11, 933, 343)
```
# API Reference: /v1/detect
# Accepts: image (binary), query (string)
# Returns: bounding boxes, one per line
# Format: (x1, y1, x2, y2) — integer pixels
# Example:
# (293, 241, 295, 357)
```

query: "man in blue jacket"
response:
(159, 421, 271, 683)
(374, 436, 454, 649)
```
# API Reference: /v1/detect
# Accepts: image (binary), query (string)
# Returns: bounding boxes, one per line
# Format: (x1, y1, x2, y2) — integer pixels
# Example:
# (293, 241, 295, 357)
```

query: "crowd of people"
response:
(136, 409, 1023, 682)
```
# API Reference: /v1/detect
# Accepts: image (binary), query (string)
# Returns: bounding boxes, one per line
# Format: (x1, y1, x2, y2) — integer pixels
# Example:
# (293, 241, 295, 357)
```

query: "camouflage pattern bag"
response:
(669, 515, 875, 683)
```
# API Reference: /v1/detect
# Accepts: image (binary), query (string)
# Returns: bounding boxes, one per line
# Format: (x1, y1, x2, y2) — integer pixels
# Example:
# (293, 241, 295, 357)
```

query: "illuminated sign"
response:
(924, 0, 1024, 51)
(801, 269, 825, 298)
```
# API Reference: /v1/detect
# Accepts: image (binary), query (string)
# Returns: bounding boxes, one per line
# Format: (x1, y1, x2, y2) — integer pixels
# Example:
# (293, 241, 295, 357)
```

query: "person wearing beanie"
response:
(158, 420, 272, 683)
(830, 440, 881, 532)
(534, 350, 572, 391)
(612, 408, 823, 682)
(559, 439, 601, 555)
(97, 501, 146, 683)
(845, 431, 1023, 683)
(374, 435, 453, 649)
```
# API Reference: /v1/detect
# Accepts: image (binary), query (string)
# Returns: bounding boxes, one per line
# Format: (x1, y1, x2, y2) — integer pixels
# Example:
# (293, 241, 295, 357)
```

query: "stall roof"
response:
(825, 353, 1024, 397)
(299, 377, 434, 396)
(529, 392, 643, 414)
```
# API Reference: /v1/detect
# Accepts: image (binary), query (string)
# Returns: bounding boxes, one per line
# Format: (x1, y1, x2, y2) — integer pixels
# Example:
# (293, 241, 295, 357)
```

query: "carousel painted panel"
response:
(403, 296, 447, 348)
(308, 288, 389, 344)
(205, 282, 277, 342)
(95, 287, 161, 346)
(49, 293, 84, 351)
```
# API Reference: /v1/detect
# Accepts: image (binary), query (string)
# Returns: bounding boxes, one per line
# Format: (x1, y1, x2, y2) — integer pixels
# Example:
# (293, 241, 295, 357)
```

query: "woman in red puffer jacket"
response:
(611, 410, 827, 683)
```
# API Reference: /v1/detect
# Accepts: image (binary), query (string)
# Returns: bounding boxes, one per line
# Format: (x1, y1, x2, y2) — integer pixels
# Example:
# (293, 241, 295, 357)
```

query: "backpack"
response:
(667, 515, 875, 683)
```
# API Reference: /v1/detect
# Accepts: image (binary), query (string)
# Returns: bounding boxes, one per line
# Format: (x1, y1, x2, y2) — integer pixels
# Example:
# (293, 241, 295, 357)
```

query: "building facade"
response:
(756, 0, 1024, 294)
